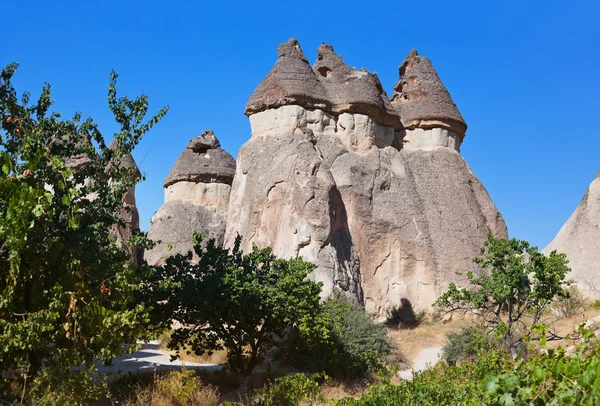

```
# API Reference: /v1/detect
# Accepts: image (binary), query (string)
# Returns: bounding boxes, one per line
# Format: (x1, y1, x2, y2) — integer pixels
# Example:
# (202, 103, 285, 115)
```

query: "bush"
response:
(549, 285, 587, 317)
(123, 368, 219, 406)
(248, 373, 326, 406)
(282, 298, 391, 379)
(442, 326, 494, 366)
(143, 234, 325, 376)
(435, 234, 571, 354)
(337, 325, 600, 405)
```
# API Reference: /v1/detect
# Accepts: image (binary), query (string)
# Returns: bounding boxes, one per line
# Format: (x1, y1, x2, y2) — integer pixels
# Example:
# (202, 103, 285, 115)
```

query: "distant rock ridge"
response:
(145, 131, 235, 266)
(544, 172, 600, 299)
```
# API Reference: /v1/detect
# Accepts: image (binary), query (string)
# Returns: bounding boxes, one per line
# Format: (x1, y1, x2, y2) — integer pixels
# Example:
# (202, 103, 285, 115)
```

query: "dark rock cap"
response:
(245, 38, 329, 116)
(246, 39, 400, 128)
(187, 130, 220, 152)
(312, 43, 399, 128)
(390, 49, 467, 136)
(164, 132, 236, 187)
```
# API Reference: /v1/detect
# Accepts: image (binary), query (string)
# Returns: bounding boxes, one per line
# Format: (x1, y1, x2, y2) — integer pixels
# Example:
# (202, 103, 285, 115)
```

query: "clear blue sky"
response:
(3, 0, 599, 249)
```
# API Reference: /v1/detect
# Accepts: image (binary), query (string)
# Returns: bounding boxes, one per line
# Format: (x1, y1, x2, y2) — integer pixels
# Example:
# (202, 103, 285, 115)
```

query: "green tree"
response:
(143, 234, 325, 376)
(434, 234, 571, 353)
(0, 63, 167, 402)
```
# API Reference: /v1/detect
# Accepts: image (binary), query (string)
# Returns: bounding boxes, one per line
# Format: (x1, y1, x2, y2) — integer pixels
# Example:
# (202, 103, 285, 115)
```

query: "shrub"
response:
(442, 326, 494, 366)
(282, 298, 391, 379)
(549, 285, 587, 317)
(123, 368, 219, 406)
(435, 234, 571, 354)
(249, 373, 327, 406)
(143, 234, 325, 376)
(338, 325, 600, 405)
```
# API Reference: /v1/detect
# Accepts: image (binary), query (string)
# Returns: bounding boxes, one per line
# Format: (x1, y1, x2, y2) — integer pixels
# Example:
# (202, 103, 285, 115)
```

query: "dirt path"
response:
(97, 341, 222, 376)
(397, 346, 443, 381)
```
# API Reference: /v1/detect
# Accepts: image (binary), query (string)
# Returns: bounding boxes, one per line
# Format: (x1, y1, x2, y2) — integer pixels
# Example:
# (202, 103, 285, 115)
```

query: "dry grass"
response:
(158, 330, 229, 365)
(387, 316, 472, 363)
(111, 369, 220, 406)
(544, 306, 600, 349)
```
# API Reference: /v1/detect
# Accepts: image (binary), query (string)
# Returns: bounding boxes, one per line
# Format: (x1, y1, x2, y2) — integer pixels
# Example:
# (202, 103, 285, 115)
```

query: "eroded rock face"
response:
(145, 131, 235, 266)
(225, 40, 507, 319)
(544, 172, 600, 299)
(107, 140, 143, 266)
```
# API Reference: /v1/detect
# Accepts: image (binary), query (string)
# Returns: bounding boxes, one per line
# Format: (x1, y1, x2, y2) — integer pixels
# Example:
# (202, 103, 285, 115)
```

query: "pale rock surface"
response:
(544, 172, 600, 299)
(225, 40, 507, 319)
(145, 132, 235, 266)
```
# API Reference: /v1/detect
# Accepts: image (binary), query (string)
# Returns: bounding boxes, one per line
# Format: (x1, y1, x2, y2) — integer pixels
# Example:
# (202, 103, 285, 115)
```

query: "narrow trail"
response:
(97, 341, 222, 376)
(398, 346, 443, 381)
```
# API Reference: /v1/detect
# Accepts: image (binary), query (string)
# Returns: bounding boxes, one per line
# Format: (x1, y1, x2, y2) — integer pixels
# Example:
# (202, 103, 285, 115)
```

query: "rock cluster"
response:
(221, 39, 507, 318)
(544, 172, 600, 299)
(145, 131, 235, 265)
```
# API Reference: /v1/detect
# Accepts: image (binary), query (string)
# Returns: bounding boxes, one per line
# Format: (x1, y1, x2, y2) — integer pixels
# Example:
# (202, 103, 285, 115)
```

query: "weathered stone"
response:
(226, 103, 506, 319)
(544, 172, 600, 299)
(107, 140, 142, 265)
(164, 148, 235, 187)
(145, 132, 235, 266)
(391, 49, 467, 138)
(187, 130, 221, 152)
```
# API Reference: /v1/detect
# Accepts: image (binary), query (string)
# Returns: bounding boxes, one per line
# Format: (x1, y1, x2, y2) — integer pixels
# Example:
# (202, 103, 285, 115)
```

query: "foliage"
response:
(281, 297, 391, 379)
(26, 363, 108, 406)
(338, 325, 600, 405)
(442, 326, 496, 366)
(143, 234, 325, 376)
(0, 63, 167, 402)
(434, 234, 571, 352)
(122, 368, 220, 406)
(249, 373, 327, 406)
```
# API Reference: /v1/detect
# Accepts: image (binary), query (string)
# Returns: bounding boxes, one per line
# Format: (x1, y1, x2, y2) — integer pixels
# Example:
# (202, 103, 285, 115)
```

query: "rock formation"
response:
(107, 140, 143, 265)
(544, 172, 600, 299)
(224, 39, 507, 319)
(145, 131, 235, 266)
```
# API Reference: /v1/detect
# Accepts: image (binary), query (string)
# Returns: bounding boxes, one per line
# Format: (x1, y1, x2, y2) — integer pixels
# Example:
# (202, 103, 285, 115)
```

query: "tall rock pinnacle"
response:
(145, 131, 235, 265)
(224, 39, 507, 318)
(544, 171, 600, 299)
(391, 49, 467, 151)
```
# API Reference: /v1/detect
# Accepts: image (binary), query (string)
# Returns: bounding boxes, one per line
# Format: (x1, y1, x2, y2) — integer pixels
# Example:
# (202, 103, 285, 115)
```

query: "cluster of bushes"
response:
(337, 324, 600, 405)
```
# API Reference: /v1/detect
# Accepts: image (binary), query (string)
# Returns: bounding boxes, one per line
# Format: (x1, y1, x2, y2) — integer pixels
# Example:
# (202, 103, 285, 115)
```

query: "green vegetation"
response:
(1, 64, 598, 405)
(0, 63, 167, 403)
(142, 233, 325, 376)
(281, 297, 391, 379)
(337, 325, 600, 405)
(435, 234, 571, 353)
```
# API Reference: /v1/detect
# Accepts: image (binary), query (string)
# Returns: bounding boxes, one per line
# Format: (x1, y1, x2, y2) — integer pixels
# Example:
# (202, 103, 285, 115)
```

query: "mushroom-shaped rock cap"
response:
(245, 38, 329, 115)
(312, 43, 399, 128)
(107, 140, 142, 180)
(391, 49, 467, 136)
(164, 132, 236, 187)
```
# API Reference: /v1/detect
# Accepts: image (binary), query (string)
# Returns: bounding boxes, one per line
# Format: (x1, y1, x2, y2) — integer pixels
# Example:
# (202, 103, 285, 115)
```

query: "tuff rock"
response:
(223, 40, 507, 319)
(107, 140, 143, 265)
(145, 131, 235, 265)
(544, 172, 600, 299)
